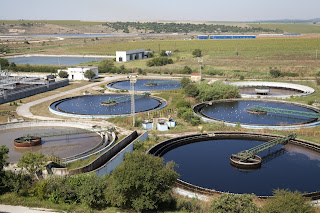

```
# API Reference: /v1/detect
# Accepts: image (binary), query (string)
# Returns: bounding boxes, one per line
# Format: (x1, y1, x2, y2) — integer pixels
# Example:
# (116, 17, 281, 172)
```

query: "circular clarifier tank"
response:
(0, 127, 101, 162)
(229, 81, 315, 98)
(49, 94, 166, 118)
(194, 99, 320, 129)
(107, 79, 182, 91)
(149, 133, 320, 197)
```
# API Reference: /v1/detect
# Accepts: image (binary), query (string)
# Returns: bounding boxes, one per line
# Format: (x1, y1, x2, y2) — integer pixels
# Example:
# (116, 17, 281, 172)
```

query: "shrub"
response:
(3, 171, 32, 195)
(147, 57, 173, 67)
(240, 75, 245, 80)
(261, 189, 315, 213)
(176, 197, 203, 212)
(98, 59, 116, 73)
(192, 49, 202, 57)
(180, 66, 193, 74)
(197, 82, 239, 101)
(176, 100, 191, 108)
(160, 50, 167, 56)
(316, 77, 320, 85)
(184, 83, 199, 97)
(210, 194, 258, 213)
(270, 68, 281, 78)
(180, 77, 192, 88)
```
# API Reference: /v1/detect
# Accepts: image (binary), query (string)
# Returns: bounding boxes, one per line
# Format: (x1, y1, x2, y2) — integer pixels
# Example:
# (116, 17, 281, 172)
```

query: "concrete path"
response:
(0, 205, 59, 213)
(16, 75, 125, 121)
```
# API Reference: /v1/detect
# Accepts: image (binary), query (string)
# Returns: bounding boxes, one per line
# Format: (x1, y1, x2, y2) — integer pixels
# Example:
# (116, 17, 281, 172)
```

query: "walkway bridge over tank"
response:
(232, 134, 296, 163)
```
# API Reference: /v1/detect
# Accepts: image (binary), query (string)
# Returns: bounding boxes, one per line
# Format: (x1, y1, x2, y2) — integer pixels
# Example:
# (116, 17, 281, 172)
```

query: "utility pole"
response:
(129, 75, 138, 127)
(197, 57, 203, 84)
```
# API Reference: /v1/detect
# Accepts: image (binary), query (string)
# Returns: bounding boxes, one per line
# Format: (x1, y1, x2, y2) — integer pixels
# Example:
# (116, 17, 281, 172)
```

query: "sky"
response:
(1, 0, 319, 22)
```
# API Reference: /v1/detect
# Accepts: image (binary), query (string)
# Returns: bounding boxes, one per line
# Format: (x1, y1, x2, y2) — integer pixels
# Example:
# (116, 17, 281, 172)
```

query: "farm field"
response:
(249, 23, 320, 34)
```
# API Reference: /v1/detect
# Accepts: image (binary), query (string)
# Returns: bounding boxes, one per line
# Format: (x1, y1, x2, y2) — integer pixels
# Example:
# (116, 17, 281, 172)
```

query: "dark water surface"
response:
(51, 95, 165, 115)
(200, 101, 318, 125)
(108, 79, 182, 91)
(163, 139, 320, 196)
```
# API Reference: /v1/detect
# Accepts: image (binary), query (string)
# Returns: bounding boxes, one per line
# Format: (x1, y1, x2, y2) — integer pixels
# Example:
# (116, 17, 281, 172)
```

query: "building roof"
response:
(116, 49, 145, 54)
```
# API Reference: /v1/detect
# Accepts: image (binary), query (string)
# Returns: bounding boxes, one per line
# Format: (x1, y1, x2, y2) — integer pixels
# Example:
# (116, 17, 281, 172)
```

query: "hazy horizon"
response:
(1, 0, 319, 22)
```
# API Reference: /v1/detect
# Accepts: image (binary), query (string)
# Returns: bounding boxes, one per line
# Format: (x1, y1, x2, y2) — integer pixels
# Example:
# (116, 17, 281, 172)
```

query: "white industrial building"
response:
(58, 66, 98, 80)
(116, 49, 146, 62)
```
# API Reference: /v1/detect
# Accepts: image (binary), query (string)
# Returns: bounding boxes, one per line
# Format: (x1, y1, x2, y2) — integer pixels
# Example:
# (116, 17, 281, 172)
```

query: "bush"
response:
(180, 77, 192, 88)
(58, 71, 69, 78)
(197, 82, 239, 101)
(3, 171, 32, 195)
(180, 66, 193, 74)
(192, 49, 202, 57)
(160, 50, 167, 56)
(147, 57, 173, 67)
(176, 100, 191, 108)
(45, 174, 106, 208)
(240, 75, 245, 80)
(210, 194, 258, 213)
(261, 189, 315, 213)
(316, 77, 320, 85)
(98, 59, 116, 73)
(184, 83, 199, 97)
(270, 68, 281, 78)
(176, 197, 203, 212)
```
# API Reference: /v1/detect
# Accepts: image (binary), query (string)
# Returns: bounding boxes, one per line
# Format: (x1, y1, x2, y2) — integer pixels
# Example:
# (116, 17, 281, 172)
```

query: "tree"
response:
(58, 71, 69, 78)
(261, 189, 315, 213)
(17, 152, 47, 180)
(0, 58, 9, 67)
(9, 62, 16, 67)
(180, 77, 192, 88)
(0, 145, 9, 189)
(105, 151, 179, 212)
(192, 49, 202, 57)
(84, 70, 96, 80)
(98, 59, 116, 73)
(209, 194, 259, 213)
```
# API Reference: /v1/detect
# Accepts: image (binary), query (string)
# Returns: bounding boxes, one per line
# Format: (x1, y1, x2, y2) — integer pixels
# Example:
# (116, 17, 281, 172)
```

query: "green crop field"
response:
(249, 23, 320, 34)
(66, 37, 320, 60)
(0, 20, 103, 25)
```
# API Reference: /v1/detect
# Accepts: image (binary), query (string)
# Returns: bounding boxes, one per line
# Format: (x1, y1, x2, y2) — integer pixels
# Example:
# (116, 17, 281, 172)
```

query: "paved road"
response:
(0, 205, 59, 213)
(16, 75, 125, 121)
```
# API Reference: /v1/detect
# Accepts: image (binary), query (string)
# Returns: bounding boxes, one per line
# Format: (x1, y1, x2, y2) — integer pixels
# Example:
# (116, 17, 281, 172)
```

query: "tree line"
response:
(103, 21, 283, 34)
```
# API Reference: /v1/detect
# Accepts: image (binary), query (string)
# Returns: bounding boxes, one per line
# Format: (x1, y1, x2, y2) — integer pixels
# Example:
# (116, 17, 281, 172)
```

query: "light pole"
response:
(197, 57, 203, 84)
(128, 75, 138, 127)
